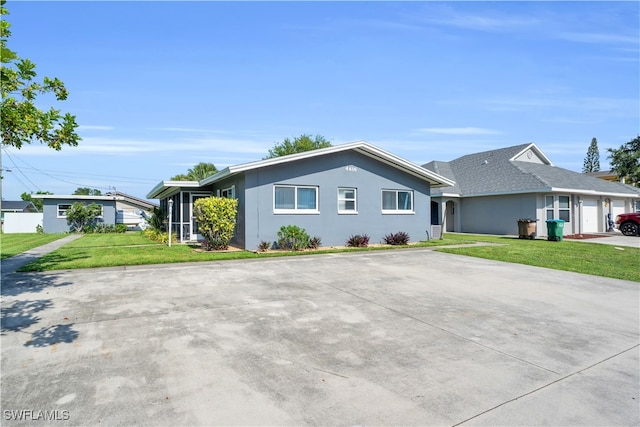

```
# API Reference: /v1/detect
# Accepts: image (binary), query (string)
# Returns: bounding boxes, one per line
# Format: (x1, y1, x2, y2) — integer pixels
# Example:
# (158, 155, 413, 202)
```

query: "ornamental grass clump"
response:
(346, 234, 369, 248)
(383, 231, 410, 245)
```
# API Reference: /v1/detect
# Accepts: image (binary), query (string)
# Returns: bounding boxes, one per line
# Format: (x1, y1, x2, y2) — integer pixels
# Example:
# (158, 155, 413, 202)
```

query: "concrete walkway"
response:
(1, 234, 83, 276)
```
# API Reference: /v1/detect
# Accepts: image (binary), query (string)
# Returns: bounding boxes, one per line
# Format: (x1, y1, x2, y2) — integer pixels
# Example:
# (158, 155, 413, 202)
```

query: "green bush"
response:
(67, 202, 102, 233)
(277, 225, 310, 251)
(193, 197, 238, 250)
(346, 234, 369, 248)
(147, 206, 165, 232)
(142, 228, 176, 244)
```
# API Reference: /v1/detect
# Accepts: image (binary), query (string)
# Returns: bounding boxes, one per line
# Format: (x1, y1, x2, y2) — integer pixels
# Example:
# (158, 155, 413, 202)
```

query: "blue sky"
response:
(2, 1, 639, 202)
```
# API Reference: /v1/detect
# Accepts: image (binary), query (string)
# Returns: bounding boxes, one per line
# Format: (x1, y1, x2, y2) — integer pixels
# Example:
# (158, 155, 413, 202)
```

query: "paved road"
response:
(1, 249, 638, 426)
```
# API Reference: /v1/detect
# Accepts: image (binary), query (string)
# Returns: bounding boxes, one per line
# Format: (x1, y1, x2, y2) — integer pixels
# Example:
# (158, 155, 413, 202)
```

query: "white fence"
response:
(3, 213, 44, 233)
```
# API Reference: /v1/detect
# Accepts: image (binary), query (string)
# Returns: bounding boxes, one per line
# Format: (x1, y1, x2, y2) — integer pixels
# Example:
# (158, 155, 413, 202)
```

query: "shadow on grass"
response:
(1, 271, 79, 347)
(15, 251, 90, 273)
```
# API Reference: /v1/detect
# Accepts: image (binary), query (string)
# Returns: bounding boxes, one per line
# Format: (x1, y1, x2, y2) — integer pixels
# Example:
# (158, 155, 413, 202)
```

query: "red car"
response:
(615, 212, 640, 236)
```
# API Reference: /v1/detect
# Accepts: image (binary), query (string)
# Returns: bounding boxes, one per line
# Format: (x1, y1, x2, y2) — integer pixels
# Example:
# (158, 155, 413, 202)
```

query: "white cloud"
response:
(558, 32, 639, 45)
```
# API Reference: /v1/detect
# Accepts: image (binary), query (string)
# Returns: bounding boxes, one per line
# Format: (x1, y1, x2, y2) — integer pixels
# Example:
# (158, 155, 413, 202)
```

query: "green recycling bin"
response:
(546, 219, 565, 241)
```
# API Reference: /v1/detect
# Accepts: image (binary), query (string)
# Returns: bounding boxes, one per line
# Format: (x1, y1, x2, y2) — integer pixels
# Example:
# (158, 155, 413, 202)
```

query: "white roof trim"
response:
(200, 141, 456, 188)
(146, 180, 200, 199)
(509, 143, 554, 166)
(31, 195, 124, 201)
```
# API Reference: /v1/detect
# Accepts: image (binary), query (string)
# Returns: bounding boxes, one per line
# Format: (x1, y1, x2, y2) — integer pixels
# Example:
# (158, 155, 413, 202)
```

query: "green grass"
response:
(16, 233, 454, 272)
(1, 233, 69, 260)
(436, 233, 640, 282)
(12, 232, 640, 282)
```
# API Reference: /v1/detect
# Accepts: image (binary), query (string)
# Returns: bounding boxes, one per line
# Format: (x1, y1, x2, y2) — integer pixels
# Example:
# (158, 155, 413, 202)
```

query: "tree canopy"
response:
(607, 136, 640, 186)
(171, 162, 217, 181)
(73, 187, 102, 196)
(582, 137, 600, 173)
(0, 0, 80, 150)
(21, 190, 52, 212)
(264, 134, 332, 159)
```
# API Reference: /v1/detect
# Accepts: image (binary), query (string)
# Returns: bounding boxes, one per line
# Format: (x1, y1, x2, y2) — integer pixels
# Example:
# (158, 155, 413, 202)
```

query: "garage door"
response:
(611, 200, 626, 218)
(582, 199, 599, 233)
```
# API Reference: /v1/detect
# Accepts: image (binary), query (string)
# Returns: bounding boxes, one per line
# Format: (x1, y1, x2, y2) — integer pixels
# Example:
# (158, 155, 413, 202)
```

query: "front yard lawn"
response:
(436, 233, 640, 282)
(13, 232, 640, 282)
(1, 233, 69, 260)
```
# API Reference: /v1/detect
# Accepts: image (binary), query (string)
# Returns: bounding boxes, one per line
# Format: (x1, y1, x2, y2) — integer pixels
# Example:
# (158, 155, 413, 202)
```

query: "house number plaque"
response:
(345, 165, 358, 172)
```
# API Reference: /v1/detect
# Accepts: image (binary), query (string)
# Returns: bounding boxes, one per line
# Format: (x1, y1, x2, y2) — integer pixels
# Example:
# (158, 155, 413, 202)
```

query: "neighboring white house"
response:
(423, 143, 640, 237)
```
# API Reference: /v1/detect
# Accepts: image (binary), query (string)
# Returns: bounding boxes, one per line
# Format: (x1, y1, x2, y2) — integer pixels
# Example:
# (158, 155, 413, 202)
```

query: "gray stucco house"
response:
(423, 143, 640, 237)
(147, 141, 454, 249)
(33, 192, 158, 233)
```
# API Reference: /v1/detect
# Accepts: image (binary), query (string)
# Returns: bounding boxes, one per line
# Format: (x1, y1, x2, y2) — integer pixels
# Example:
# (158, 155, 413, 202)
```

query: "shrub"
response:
(277, 225, 310, 251)
(346, 234, 369, 248)
(147, 206, 165, 232)
(115, 224, 127, 233)
(66, 202, 102, 233)
(383, 231, 410, 245)
(142, 228, 176, 244)
(193, 197, 238, 250)
(307, 236, 321, 250)
(257, 241, 271, 252)
(36, 224, 44, 234)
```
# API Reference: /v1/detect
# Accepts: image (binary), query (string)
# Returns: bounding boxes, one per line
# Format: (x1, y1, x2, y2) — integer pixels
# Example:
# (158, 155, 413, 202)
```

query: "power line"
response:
(2, 149, 42, 192)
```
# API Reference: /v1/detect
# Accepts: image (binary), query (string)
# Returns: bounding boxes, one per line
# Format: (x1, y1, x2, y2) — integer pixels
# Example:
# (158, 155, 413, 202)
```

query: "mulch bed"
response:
(563, 234, 609, 240)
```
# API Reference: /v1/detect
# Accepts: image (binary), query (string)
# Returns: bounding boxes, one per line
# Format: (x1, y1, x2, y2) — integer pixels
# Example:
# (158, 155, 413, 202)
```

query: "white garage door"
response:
(582, 199, 599, 233)
(612, 200, 626, 218)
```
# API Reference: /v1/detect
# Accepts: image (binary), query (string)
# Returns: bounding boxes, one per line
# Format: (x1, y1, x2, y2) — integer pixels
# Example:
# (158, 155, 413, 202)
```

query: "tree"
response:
(20, 190, 52, 211)
(0, 0, 80, 150)
(73, 187, 102, 196)
(607, 136, 640, 186)
(264, 134, 332, 159)
(66, 202, 102, 233)
(193, 197, 238, 250)
(171, 162, 217, 181)
(582, 137, 600, 173)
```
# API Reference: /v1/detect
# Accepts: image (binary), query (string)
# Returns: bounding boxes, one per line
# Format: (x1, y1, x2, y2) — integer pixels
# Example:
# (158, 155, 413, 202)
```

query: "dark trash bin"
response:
(517, 219, 537, 239)
(546, 219, 565, 241)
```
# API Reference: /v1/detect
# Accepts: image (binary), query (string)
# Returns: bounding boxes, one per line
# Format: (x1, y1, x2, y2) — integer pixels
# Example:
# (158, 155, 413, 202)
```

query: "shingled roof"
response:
(423, 143, 640, 198)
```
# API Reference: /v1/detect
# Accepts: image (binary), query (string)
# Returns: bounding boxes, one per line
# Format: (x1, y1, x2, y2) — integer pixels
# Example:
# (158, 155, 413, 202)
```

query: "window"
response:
(382, 190, 413, 213)
(558, 196, 570, 222)
(545, 195, 571, 222)
(57, 204, 71, 218)
(274, 185, 318, 213)
(220, 185, 235, 199)
(338, 188, 357, 214)
(545, 196, 554, 220)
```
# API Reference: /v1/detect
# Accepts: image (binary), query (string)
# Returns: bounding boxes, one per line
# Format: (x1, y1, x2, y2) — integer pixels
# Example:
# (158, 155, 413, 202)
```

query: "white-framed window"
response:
(545, 195, 571, 222)
(338, 187, 357, 214)
(382, 190, 413, 213)
(220, 185, 235, 199)
(274, 185, 319, 214)
(57, 204, 72, 218)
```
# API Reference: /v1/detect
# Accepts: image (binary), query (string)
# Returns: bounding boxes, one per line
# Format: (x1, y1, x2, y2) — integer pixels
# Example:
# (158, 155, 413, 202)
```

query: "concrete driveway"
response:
(1, 249, 638, 426)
